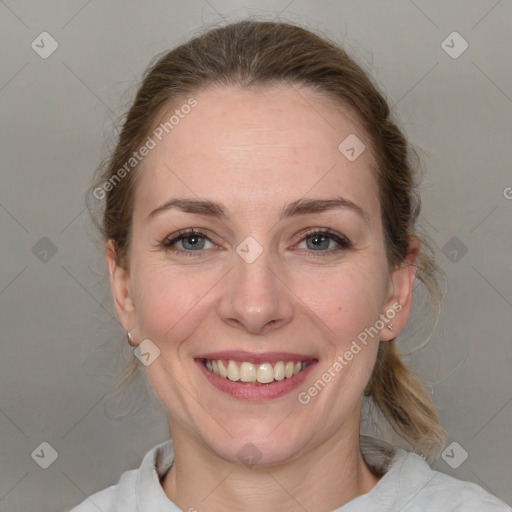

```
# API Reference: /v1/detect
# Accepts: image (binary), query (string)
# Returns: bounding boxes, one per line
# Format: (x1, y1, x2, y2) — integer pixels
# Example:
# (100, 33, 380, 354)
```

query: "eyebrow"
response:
(146, 196, 370, 226)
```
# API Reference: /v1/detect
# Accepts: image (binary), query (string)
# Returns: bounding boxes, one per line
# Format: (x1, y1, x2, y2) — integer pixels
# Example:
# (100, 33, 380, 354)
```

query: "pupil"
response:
(308, 234, 329, 250)
(183, 236, 204, 250)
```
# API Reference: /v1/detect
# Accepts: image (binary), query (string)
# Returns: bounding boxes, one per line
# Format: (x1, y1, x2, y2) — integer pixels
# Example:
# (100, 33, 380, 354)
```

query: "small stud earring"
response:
(127, 330, 136, 346)
(387, 324, 393, 331)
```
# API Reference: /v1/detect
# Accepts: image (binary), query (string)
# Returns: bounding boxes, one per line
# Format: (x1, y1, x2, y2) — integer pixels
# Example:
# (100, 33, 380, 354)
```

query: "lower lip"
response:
(196, 359, 317, 401)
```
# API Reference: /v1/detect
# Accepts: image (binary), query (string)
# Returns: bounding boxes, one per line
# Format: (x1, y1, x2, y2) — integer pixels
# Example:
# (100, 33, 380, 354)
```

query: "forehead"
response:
(134, 84, 379, 220)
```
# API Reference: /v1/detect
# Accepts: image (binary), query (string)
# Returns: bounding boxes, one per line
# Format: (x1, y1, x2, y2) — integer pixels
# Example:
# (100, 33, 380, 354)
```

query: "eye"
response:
(295, 229, 351, 253)
(161, 229, 215, 253)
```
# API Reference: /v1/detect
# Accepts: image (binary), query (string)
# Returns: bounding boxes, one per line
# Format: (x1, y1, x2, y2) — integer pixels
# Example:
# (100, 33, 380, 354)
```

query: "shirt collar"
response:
(131, 436, 402, 511)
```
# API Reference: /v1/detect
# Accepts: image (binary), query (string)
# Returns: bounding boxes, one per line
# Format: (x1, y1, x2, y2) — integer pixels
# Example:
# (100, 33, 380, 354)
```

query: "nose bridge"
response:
(217, 245, 294, 334)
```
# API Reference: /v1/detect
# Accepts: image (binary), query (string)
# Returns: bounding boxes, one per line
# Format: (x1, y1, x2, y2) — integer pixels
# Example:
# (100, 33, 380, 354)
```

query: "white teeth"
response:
(204, 358, 310, 384)
(285, 361, 294, 378)
(218, 360, 228, 378)
(256, 363, 274, 383)
(227, 360, 239, 381)
(273, 361, 285, 381)
(240, 362, 256, 382)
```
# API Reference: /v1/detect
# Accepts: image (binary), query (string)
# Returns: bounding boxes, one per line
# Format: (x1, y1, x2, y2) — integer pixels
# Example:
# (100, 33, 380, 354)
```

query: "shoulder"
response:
(398, 451, 510, 510)
(68, 484, 120, 512)
(68, 440, 176, 512)
(354, 437, 511, 511)
(68, 469, 137, 512)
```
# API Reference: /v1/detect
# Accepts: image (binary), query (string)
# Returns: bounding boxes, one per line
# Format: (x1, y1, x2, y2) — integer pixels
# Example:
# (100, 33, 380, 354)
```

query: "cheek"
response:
(292, 268, 385, 420)
(132, 264, 216, 346)
(291, 265, 388, 345)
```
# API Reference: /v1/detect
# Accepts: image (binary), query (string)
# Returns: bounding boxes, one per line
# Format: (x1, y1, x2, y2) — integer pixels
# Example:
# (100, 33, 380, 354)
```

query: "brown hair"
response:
(88, 19, 445, 458)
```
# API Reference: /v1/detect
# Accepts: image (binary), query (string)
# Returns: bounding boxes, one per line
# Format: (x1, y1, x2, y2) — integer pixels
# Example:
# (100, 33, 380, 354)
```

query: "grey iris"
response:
(307, 234, 330, 250)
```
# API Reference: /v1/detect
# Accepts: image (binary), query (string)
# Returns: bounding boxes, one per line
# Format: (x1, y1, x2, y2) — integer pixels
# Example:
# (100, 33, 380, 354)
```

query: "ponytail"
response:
(365, 341, 446, 461)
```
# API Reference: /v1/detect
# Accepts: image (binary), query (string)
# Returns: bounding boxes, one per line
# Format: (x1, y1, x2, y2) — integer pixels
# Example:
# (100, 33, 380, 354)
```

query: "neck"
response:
(162, 421, 380, 512)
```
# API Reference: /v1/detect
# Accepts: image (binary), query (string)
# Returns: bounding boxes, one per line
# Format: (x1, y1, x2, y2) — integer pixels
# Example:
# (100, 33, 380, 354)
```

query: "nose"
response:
(217, 251, 294, 335)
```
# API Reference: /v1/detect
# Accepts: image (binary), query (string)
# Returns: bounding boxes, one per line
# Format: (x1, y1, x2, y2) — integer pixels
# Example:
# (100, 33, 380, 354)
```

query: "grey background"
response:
(1, 1, 511, 510)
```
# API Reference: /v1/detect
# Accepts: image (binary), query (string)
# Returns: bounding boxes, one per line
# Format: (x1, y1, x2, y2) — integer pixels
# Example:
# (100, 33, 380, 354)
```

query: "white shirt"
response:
(69, 436, 511, 511)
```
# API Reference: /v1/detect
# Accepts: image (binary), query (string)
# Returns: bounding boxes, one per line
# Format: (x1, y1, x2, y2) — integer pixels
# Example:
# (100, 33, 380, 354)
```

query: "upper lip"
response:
(196, 350, 317, 365)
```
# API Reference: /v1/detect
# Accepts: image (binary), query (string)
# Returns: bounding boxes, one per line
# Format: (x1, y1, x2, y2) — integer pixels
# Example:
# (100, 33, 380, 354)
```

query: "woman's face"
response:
(109, 84, 414, 465)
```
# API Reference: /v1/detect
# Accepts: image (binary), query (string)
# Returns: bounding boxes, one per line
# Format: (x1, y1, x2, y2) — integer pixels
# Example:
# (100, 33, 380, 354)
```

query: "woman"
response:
(72, 20, 511, 511)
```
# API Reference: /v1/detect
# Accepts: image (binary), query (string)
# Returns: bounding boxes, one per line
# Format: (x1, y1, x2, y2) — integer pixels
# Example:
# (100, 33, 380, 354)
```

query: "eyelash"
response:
(160, 228, 352, 258)
(296, 228, 352, 255)
(160, 229, 213, 258)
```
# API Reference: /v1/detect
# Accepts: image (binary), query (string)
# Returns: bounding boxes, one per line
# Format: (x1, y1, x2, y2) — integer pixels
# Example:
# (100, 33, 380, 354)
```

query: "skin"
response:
(107, 84, 418, 512)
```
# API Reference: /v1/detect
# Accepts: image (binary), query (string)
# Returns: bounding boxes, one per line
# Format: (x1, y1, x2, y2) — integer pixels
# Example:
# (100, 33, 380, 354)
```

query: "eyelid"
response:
(160, 227, 351, 255)
(292, 227, 351, 248)
(161, 228, 218, 250)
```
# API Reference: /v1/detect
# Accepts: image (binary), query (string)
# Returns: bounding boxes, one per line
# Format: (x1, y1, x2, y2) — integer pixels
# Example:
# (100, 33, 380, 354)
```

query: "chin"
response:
(199, 418, 312, 468)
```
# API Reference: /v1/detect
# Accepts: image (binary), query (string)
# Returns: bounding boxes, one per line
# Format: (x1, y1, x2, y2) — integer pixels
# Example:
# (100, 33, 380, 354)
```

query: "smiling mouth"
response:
(198, 358, 314, 385)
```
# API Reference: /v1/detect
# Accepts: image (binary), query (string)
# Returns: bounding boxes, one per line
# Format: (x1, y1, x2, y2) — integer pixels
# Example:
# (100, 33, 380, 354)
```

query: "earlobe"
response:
(380, 237, 419, 341)
(106, 240, 135, 329)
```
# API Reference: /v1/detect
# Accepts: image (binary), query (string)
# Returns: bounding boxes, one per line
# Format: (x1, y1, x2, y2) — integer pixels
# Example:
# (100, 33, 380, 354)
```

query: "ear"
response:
(380, 236, 419, 341)
(106, 240, 136, 332)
